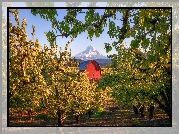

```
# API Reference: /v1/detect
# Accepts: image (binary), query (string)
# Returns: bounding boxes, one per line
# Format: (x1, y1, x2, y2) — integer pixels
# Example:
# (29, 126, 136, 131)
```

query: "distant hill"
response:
(73, 45, 109, 60)
(72, 45, 112, 67)
(73, 58, 112, 68)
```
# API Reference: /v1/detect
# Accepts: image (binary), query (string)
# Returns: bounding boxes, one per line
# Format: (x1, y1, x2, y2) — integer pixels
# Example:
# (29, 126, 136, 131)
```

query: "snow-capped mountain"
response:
(73, 45, 108, 61)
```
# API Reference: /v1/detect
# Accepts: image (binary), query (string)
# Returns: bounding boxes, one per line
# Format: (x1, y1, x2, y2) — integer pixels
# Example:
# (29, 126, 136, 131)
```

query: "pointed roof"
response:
(78, 60, 92, 70)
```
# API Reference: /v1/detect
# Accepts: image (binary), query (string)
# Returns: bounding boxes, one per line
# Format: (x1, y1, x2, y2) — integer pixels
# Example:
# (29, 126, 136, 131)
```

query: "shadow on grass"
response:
(8, 107, 171, 127)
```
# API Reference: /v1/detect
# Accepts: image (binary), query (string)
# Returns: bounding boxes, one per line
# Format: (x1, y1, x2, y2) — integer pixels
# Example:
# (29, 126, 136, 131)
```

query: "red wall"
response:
(86, 60, 101, 79)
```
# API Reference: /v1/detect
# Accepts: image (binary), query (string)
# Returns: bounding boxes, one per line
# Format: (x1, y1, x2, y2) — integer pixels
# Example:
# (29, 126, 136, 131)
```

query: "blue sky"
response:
(6, 2, 135, 56)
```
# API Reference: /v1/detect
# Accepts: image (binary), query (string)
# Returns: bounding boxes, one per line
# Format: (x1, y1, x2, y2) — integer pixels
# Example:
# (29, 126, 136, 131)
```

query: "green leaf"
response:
(141, 38, 150, 49)
(105, 43, 112, 53)
(131, 40, 139, 49)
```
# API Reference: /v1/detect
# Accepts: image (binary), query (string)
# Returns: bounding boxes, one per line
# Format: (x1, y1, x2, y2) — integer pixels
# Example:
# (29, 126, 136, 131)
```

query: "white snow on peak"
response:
(73, 45, 108, 61)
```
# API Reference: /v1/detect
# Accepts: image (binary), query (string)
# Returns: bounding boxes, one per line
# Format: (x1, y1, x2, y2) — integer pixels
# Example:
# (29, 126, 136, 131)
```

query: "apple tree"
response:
(9, 9, 51, 120)
(29, 6, 171, 122)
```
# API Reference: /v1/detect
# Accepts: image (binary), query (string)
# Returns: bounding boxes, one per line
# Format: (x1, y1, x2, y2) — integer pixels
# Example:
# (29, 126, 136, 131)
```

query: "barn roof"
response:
(78, 60, 92, 70)
(78, 60, 100, 71)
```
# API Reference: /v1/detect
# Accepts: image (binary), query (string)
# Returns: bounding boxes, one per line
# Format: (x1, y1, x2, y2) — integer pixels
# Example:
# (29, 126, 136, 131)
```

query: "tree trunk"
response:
(133, 105, 138, 115)
(28, 109, 33, 121)
(88, 110, 92, 118)
(139, 105, 144, 118)
(57, 109, 64, 126)
(153, 97, 172, 122)
(149, 104, 155, 119)
(75, 115, 80, 124)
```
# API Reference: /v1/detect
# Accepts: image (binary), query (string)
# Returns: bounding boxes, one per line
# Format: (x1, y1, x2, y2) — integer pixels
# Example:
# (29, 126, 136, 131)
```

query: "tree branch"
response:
(160, 89, 169, 107)
(52, 10, 115, 38)
(152, 96, 167, 112)
(118, 9, 131, 41)
(93, 12, 115, 28)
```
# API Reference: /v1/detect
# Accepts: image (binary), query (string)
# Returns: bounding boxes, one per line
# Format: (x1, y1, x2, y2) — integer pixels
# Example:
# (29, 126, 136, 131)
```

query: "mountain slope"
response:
(73, 45, 108, 60)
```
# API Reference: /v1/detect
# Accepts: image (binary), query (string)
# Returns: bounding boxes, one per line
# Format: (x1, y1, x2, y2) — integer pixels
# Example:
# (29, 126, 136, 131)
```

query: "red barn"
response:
(78, 60, 101, 82)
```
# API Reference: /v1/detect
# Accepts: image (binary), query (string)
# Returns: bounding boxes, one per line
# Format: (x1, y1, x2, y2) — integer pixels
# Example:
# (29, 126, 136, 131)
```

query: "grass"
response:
(9, 106, 171, 127)
(91, 111, 103, 118)
(34, 114, 51, 120)
(131, 118, 143, 126)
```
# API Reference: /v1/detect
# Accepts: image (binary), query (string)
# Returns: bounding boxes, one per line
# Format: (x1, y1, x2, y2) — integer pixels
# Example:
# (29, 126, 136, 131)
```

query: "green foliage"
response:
(9, 9, 51, 113)
(131, 40, 140, 49)
(34, 114, 51, 120)
(9, 4, 173, 125)
(105, 43, 112, 53)
(91, 111, 102, 118)
(9, 9, 111, 125)
(131, 118, 142, 126)
(30, 8, 171, 64)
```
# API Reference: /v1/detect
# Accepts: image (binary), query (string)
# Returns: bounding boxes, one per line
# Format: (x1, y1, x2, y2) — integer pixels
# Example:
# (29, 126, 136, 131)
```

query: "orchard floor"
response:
(8, 106, 171, 127)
